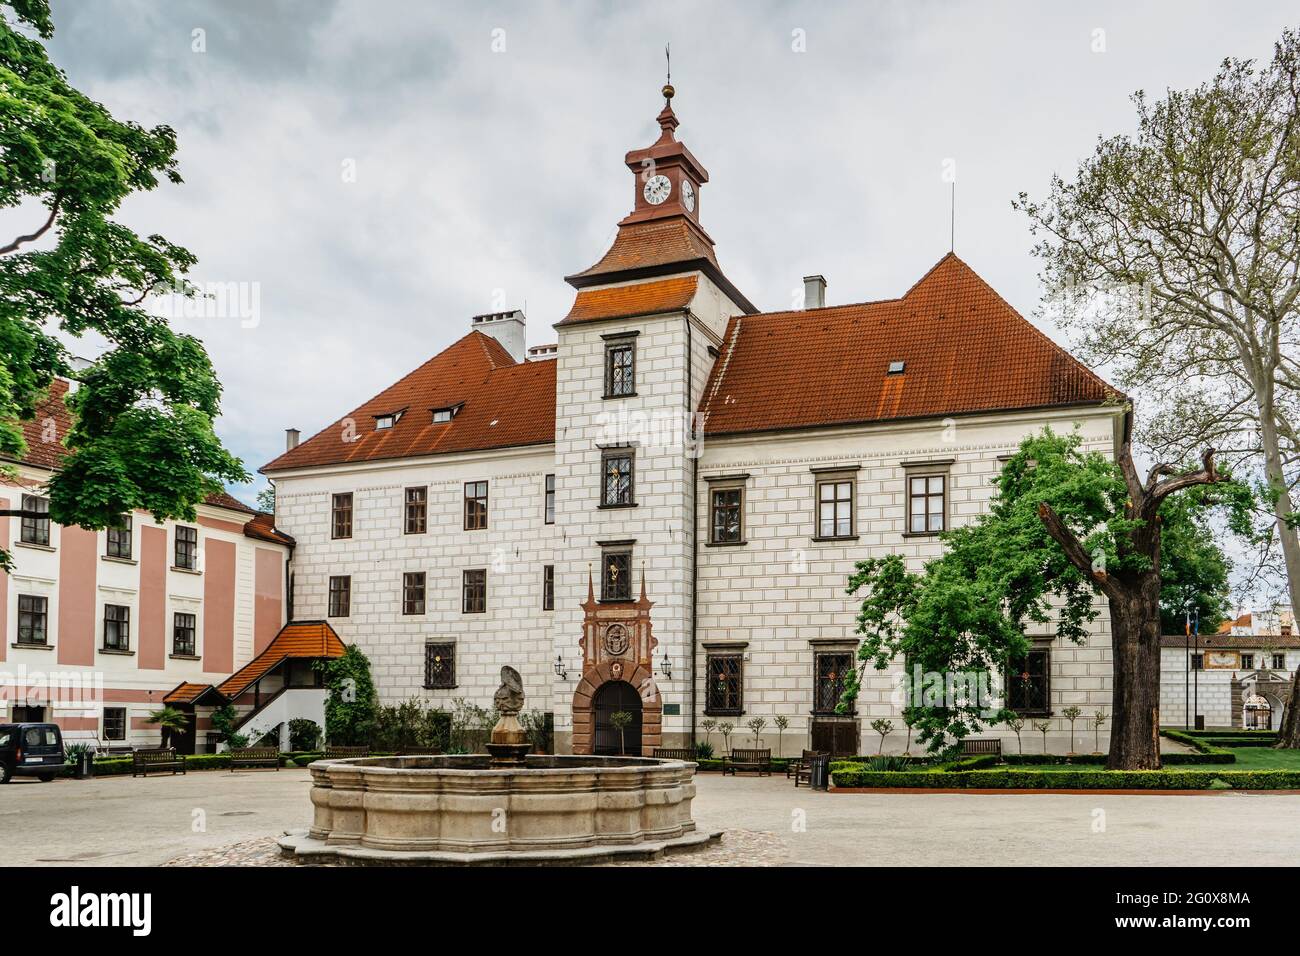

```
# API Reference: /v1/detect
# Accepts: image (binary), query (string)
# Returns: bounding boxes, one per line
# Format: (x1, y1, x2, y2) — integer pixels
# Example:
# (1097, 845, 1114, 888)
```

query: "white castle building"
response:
(262, 87, 1122, 756)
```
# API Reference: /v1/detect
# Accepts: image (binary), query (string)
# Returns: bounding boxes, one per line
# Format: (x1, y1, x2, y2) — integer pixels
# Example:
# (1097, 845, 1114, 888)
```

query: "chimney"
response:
(285, 428, 300, 452)
(803, 275, 826, 310)
(471, 309, 527, 364)
(526, 344, 559, 361)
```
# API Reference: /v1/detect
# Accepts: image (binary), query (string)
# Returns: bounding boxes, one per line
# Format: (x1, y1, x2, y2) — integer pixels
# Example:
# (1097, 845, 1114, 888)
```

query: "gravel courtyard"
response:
(3, 769, 1298, 867)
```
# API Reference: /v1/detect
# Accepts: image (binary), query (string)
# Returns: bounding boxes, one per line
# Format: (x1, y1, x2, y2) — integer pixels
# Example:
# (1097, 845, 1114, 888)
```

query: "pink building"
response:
(1, 379, 296, 752)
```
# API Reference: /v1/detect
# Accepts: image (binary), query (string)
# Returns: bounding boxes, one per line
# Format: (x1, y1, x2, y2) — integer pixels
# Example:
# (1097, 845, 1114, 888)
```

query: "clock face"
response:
(681, 179, 696, 212)
(643, 174, 671, 205)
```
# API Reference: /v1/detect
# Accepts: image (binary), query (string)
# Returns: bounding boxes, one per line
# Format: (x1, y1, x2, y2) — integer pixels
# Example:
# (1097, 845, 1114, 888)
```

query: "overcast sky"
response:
(42, 0, 1299, 512)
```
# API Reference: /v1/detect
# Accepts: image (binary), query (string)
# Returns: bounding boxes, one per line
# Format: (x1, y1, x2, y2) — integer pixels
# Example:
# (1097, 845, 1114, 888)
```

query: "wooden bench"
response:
(651, 747, 697, 763)
(790, 749, 829, 787)
(722, 748, 772, 776)
(229, 747, 280, 771)
(397, 747, 442, 755)
(322, 745, 370, 760)
(961, 738, 1002, 759)
(132, 748, 186, 777)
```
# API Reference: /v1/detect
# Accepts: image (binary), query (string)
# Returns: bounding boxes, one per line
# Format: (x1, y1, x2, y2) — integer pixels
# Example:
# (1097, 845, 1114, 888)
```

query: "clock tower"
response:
(620, 83, 707, 226)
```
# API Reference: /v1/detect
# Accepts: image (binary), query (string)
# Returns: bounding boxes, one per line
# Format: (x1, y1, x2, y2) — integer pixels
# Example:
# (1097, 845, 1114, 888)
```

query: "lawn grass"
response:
(975, 747, 1300, 772)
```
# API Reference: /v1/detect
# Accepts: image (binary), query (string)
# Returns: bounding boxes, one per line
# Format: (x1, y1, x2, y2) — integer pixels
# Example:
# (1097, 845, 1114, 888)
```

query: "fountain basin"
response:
(277, 754, 719, 865)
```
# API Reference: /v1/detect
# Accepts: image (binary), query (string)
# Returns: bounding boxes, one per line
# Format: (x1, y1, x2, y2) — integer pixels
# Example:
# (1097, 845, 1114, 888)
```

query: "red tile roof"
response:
(243, 511, 296, 547)
(567, 217, 719, 281)
(1160, 633, 1300, 649)
(559, 275, 699, 326)
(4, 378, 286, 542)
(216, 621, 347, 699)
(698, 253, 1122, 436)
(162, 681, 209, 705)
(262, 331, 556, 472)
(1217, 613, 1251, 634)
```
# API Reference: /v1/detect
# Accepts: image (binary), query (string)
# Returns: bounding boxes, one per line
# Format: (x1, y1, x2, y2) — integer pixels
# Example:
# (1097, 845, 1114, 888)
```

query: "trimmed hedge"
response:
(830, 767, 1300, 790)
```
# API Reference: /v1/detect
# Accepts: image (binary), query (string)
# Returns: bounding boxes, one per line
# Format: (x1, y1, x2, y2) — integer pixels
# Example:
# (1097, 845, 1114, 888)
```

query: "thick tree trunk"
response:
(1257, 417, 1300, 748)
(1105, 577, 1164, 770)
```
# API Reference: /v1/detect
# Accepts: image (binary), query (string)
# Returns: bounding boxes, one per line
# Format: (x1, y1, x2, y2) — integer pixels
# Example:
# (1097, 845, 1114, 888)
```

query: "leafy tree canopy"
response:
(0, 0, 245, 571)
(841, 428, 1246, 754)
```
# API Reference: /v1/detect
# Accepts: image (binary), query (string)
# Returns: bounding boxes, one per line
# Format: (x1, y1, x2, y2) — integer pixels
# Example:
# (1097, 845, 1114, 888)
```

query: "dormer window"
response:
(432, 404, 463, 424)
(374, 409, 405, 430)
(887, 360, 906, 375)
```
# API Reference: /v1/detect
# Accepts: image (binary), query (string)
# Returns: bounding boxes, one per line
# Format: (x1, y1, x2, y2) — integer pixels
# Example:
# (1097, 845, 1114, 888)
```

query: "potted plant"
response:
(610, 711, 633, 755)
(64, 742, 93, 779)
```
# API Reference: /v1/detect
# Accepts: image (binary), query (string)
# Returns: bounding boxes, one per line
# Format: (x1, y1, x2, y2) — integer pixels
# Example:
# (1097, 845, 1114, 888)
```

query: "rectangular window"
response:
(816, 478, 854, 538)
(106, 514, 133, 559)
(173, 612, 197, 657)
(462, 569, 486, 613)
(908, 473, 947, 534)
(602, 450, 634, 506)
(103, 604, 131, 651)
(814, 651, 855, 715)
(1273, 653, 1287, 670)
(1191, 653, 1204, 671)
(710, 488, 743, 543)
(174, 525, 198, 570)
(544, 474, 555, 524)
(604, 341, 635, 397)
(17, 595, 48, 645)
(1007, 648, 1051, 714)
(424, 642, 456, 689)
(464, 481, 488, 530)
(404, 487, 427, 534)
(331, 493, 353, 539)
(1241, 653, 1255, 671)
(403, 571, 426, 615)
(328, 575, 351, 617)
(706, 654, 743, 715)
(601, 549, 632, 602)
(542, 564, 555, 611)
(20, 494, 49, 546)
(103, 706, 127, 741)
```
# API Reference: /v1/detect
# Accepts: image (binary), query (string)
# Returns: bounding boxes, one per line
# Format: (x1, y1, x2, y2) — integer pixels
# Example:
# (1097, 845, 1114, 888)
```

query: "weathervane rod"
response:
(666, 43, 671, 85)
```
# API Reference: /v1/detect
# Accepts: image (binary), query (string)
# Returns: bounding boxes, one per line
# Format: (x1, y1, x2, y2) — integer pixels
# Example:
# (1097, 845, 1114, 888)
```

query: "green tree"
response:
(0, 0, 245, 572)
(1158, 498, 1232, 636)
(145, 705, 189, 750)
(841, 428, 1237, 769)
(315, 645, 377, 746)
(610, 711, 633, 755)
(1014, 29, 1300, 747)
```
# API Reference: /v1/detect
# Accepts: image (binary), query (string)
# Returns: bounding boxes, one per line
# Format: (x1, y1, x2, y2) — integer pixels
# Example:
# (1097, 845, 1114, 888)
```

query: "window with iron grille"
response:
(602, 451, 634, 506)
(173, 612, 196, 656)
(106, 514, 132, 559)
(328, 575, 351, 617)
(907, 473, 947, 534)
(103, 706, 127, 741)
(403, 571, 426, 615)
(816, 479, 854, 538)
(103, 604, 131, 651)
(544, 474, 555, 524)
(706, 654, 743, 715)
(542, 564, 554, 611)
(464, 481, 488, 530)
(1191, 653, 1204, 671)
(174, 525, 198, 570)
(424, 642, 456, 689)
(604, 341, 635, 397)
(17, 595, 47, 645)
(462, 569, 486, 613)
(814, 652, 855, 714)
(601, 549, 631, 602)
(711, 488, 743, 543)
(331, 492, 353, 539)
(1007, 648, 1051, 714)
(404, 487, 427, 534)
(20, 494, 49, 546)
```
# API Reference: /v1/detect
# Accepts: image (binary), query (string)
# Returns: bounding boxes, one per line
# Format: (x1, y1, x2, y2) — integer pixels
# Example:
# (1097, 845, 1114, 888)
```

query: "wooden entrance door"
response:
(592, 681, 642, 756)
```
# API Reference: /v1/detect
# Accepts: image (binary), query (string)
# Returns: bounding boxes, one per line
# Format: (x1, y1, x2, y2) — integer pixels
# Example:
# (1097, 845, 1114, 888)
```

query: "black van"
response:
(0, 723, 65, 783)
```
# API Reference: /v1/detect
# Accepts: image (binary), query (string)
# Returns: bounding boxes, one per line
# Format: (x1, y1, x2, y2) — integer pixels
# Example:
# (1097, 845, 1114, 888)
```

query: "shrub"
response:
(289, 719, 321, 752)
(370, 699, 451, 752)
(830, 767, 1300, 790)
(694, 741, 714, 760)
(316, 645, 377, 745)
(863, 755, 910, 772)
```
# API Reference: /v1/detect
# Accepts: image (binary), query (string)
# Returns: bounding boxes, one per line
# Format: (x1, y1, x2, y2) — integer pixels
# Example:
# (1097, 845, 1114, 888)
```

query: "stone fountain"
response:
(277, 666, 717, 865)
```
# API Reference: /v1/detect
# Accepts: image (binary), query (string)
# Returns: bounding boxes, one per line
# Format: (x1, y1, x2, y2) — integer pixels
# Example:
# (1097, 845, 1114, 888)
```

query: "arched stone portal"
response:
(571, 568, 662, 755)
(592, 680, 643, 755)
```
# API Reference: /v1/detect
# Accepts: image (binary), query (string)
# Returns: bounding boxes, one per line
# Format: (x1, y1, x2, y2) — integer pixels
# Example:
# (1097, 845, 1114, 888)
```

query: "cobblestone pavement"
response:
(161, 828, 787, 867)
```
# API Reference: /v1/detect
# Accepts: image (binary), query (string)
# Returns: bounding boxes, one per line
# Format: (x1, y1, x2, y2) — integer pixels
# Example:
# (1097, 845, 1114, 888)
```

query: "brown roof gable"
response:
(262, 331, 556, 472)
(558, 275, 699, 326)
(698, 253, 1122, 436)
(217, 621, 347, 699)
